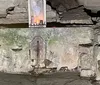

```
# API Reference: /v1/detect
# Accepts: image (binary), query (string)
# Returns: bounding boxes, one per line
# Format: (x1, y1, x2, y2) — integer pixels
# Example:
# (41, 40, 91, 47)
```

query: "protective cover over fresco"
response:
(28, 0, 46, 27)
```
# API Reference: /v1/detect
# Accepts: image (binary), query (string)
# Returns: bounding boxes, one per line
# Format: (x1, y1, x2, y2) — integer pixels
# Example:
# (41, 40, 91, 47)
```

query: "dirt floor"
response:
(0, 71, 99, 85)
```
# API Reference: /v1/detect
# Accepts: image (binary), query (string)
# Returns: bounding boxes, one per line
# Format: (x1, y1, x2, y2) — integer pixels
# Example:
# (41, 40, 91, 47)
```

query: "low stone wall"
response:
(1, 27, 100, 80)
(0, 27, 95, 75)
(0, 29, 31, 73)
(29, 27, 93, 70)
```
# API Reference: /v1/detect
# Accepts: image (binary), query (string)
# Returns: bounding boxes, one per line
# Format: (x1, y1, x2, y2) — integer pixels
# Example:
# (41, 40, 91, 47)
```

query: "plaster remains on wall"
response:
(0, 27, 94, 75)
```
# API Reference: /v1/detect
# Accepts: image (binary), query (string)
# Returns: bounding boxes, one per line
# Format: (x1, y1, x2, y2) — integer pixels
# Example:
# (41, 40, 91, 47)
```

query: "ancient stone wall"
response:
(0, 29, 31, 73)
(93, 26, 100, 80)
(1, 0, 100, 25)
(0, 0, 57, 24)
(0, 27, 95, 75)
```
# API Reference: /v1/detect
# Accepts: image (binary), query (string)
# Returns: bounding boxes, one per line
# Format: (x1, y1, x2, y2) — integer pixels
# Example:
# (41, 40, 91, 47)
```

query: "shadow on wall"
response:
(0, 23, 28, 28)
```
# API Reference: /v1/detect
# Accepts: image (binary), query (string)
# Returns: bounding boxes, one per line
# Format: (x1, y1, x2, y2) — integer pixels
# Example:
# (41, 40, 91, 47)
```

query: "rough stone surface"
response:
(94, 28, 100, 80)
(80, 70, 95, 77)
(0, 0, 100, 24)
(46, 5, 57, 22)
(0, 0, 94, 24)
(78, 0, 100, 12)
(30, 27, 93, 70)
(0, 27, 93, 74)
(0, 0, 28, 24)
(0, 1, 58, 24)
(79, 47, 93, 69)
(0, 0, 15, 18)
(60, 7, 92, 24)
(47, 5, 52, 12)
(0, 26, 100, 80)
(98, 35, 100, 44)
(47, 0, 79, 11)
(0, 29, 32, 73)
(47, 11, 57, 19)
(0, 11, 7, 18)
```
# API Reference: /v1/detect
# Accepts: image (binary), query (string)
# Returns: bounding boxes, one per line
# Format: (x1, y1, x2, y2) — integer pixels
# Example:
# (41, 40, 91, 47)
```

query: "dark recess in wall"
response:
(0, 23, 28, 28)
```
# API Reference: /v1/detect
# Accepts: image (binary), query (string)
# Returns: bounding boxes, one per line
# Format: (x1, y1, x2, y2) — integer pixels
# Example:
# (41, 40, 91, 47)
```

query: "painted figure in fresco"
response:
(31, 1, 41, 16)
(30, 0, 44, 25)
